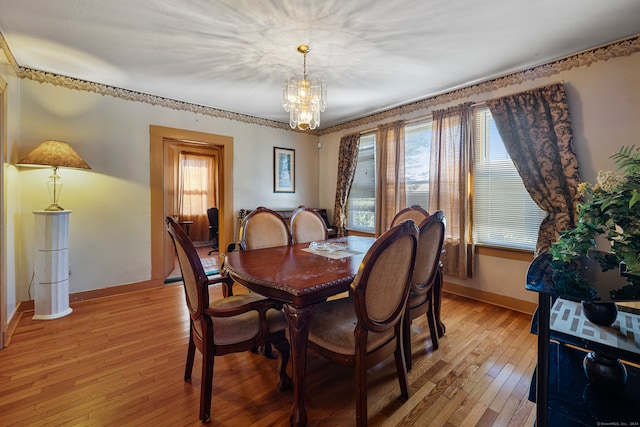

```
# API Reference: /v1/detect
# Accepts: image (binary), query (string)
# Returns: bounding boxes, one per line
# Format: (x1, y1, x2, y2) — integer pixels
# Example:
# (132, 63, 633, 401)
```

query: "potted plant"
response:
(549, 145, 640, 276)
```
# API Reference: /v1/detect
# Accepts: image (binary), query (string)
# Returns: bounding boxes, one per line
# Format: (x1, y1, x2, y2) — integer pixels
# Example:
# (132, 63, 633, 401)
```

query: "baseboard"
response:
(4, 310, 23, 347)
(17, 279, 164, 313)
(443, 281, 537, 315)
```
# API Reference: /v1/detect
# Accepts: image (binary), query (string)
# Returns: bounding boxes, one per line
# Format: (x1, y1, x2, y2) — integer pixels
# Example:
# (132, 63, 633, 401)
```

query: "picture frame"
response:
(274, 147, 295, 193)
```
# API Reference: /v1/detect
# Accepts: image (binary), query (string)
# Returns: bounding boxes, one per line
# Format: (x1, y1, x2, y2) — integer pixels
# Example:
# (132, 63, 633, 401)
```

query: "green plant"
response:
(549, 145, 640, 274)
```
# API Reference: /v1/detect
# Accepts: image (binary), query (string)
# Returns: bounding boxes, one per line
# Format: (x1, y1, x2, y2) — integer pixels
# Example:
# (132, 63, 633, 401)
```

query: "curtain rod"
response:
(356, 80, 564, 135)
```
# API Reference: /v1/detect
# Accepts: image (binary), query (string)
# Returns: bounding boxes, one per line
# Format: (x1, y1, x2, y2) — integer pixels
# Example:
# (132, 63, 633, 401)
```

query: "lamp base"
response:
(45, 203, 65, 211)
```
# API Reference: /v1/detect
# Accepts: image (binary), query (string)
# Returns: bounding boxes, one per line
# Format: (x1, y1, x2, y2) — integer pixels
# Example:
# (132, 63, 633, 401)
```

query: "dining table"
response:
(221, 234, 446, 426)
(221, 235, 372, 426)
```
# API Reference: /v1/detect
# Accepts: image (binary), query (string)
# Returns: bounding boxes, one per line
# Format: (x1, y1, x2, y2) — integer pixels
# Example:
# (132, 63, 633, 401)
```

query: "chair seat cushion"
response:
(308, 297, 395, 356)
(210, 293, 287, 345)
(409, 289, 428, 309)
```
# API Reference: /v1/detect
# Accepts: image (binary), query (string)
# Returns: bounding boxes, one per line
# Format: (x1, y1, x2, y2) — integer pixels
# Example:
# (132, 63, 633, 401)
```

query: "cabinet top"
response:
(526, 250, 639, 302)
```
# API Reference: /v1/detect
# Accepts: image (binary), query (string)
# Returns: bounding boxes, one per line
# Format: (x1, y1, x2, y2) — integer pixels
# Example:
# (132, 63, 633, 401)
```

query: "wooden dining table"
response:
(221, 235, 373, 426)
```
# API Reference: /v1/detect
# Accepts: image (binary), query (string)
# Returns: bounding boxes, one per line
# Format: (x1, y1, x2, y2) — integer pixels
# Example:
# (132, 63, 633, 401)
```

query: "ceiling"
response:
(1, 0, 639, 130)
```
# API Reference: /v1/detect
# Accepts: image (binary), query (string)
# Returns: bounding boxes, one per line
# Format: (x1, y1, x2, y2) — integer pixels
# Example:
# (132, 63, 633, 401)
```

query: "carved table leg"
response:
(284, 303, 317, 427)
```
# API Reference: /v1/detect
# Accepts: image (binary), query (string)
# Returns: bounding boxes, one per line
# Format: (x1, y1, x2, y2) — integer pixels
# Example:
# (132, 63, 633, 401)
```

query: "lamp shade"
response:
(18, 140, 91, 211)
(17, 140, 91, 170)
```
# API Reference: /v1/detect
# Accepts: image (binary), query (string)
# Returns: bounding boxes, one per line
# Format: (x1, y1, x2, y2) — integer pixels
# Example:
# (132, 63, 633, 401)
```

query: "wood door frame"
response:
(0, 75, 6, 348)
(150, 125, 233, 286)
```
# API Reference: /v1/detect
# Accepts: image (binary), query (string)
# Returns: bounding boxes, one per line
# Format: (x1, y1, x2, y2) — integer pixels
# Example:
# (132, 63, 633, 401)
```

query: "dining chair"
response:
(237, 206, 291, 356)
(391, 204, 430, 226)
(307, 219, 419, 426)
(239, 206, 291, 250)
(289, 205, 329, 244)
(166, 217, 291, 423)
(400, 211, 445, 370)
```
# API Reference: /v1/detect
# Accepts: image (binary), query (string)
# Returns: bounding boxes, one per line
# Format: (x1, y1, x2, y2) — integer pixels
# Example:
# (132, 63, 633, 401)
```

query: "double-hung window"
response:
(404, 121, 432, 210)
(347, 109, 545, 249)
(347, 133, 376, 233)
(472, 107, 546, 250)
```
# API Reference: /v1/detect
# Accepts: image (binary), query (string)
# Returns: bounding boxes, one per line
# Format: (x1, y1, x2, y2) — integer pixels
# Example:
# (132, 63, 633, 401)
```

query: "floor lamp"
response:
(18, 140, 91, 319)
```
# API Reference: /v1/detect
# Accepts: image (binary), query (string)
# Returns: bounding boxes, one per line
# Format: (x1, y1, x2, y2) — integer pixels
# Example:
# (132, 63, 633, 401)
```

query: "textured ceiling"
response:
(1, 0, 639, 129)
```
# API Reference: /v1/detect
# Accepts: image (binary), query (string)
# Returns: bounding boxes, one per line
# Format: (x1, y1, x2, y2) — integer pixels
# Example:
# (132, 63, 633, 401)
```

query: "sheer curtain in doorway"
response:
(177, 153, 218, 242)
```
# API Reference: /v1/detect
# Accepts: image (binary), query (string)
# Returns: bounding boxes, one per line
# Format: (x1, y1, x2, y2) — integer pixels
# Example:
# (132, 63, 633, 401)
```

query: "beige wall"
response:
(2, 48, 639, 321)
(2, 65, 319, 304)
(319, 53, 640, 309)
(1, 51, 21, 324)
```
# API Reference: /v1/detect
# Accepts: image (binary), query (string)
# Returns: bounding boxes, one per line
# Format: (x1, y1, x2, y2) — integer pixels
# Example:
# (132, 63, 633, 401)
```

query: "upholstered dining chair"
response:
(307, 219, 419, 426)
(239, 206, 291, 251)
(397, 211, 445, 371)
(289, 205, 329, 244)
(237, 206, 291, 356)
(391, 204, 430, 227)
(166, 217, 291, 423)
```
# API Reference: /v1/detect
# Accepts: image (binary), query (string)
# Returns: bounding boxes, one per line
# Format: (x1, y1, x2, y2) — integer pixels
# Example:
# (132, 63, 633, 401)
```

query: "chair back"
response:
(166, 217, 209, 322)
(290, 206, 328, 244)
(391, 205, 430, 228)
(207, 207, 219, 237)
(413, 210, 445, 292)
(239, 207, 291, 250)
(352, 219, 418, 333)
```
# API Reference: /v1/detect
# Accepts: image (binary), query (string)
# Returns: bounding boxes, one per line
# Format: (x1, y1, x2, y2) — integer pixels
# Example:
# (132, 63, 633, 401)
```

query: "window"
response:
(472, 107, 546, 250)
(346, 110, 545, 249)
(347, 133, 376, 232)
(404, 121, 432, 210)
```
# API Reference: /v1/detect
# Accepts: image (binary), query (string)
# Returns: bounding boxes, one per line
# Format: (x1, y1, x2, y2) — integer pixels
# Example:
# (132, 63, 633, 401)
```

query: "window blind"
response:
(472, 107, 546, 250)
(347, 133, 376, 232)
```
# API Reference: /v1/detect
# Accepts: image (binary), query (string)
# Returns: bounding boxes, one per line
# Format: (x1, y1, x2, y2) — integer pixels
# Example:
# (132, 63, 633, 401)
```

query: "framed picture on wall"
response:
(274, 147, 295, 193)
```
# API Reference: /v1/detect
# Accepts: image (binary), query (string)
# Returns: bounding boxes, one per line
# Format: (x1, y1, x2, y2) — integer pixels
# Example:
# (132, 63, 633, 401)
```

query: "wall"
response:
(318, 52, 640, 311)
(8, 76, 318, 303)
(0, 51, 21, 327)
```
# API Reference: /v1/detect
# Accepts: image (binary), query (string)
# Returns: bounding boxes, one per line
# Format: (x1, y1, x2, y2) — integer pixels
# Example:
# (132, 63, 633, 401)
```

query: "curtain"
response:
(486, 83, 580, 254)
(429, 103, 474, 279)
(178, 152, 217, 242)
(375, 120, 406, 235)
(332, 133, 361, 237)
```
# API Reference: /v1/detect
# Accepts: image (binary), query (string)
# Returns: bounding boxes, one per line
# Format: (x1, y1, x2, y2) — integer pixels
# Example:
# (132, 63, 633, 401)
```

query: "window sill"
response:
(475, 244, 534, 262)
(346, 229, 375, 238)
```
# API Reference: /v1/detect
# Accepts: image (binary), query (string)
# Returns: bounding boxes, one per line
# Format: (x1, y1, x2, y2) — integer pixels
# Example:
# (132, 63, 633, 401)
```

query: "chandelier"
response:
(282, 45, 327, 130)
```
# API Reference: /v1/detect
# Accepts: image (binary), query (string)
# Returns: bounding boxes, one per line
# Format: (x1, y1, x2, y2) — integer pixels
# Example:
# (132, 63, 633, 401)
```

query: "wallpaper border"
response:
(1, 32, 638, 136)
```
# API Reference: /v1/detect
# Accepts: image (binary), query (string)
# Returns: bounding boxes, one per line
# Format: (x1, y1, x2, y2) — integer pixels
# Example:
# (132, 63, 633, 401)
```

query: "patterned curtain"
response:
(429, 103, 474, 279)
(375, 120, 406, 235)
(486, 83, 580, 254)
(332, 133, 361, 237)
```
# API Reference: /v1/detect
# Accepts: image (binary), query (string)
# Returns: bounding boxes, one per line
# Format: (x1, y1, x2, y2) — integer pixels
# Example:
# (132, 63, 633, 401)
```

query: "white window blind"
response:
(347, 133, 376, 232)
(404, 121, 432, 210)
(472, 107, 546, 250)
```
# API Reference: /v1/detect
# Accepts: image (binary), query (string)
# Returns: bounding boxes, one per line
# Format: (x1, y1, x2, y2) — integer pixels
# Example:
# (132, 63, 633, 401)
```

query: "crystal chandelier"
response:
(282, 45, 327, 130)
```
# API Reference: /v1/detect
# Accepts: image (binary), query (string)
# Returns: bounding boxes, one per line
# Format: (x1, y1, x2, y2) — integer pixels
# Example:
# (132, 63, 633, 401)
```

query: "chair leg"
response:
(403, 309, 413, 371)
(426, 300, 439, 350)
(434, 268, 446, 337)
(394, 334, 410, 400)
(264, 343, 274, 358)
(184, 327, 196, 381)
(272, 333, 292, 391)
(199, 348, 215, 423)
(355, 348, 368, 427)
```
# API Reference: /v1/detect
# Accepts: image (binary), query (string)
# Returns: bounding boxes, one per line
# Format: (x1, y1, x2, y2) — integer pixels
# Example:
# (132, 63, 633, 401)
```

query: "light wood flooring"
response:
(0, 283, 537, 426)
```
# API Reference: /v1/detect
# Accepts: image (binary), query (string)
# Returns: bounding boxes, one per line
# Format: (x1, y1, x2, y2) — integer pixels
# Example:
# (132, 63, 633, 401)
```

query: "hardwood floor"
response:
(0, 283, 537, 426)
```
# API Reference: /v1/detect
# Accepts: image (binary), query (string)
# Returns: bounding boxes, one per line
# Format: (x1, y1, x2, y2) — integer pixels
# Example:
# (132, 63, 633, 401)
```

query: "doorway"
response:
(149, 126, 234, 286)
(164, 140, 220, 277)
